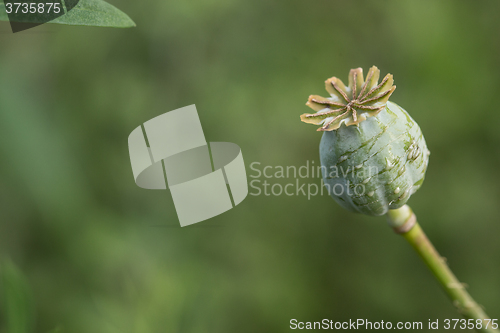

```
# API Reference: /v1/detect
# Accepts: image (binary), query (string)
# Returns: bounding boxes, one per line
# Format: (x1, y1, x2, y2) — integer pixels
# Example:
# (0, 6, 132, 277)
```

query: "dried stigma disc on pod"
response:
(301, 66, 430, 216)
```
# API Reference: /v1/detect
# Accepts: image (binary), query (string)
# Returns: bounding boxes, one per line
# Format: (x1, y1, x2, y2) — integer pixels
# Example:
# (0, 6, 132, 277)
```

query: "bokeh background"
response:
(1, 0, 500, 332)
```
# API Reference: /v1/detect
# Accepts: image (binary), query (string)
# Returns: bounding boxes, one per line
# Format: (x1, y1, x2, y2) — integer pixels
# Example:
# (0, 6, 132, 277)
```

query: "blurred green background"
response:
(1, 0, 500, 332)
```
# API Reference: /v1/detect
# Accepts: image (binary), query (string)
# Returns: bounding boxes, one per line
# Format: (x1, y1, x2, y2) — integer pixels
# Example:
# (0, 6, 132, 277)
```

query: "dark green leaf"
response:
(0, 0, 135, 28)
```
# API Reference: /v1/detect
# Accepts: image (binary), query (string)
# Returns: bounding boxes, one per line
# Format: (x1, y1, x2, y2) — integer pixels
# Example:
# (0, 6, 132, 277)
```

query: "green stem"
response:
(387, 205, 498, 333)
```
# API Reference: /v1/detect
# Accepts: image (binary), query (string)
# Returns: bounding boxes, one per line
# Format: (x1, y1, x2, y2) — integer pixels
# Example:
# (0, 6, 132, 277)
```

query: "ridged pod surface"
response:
(301, 67, 430, 216)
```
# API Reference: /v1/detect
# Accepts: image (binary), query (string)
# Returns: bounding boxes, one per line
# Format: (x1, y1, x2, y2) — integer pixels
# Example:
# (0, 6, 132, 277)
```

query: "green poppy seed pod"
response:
(301, 66, 430, 216)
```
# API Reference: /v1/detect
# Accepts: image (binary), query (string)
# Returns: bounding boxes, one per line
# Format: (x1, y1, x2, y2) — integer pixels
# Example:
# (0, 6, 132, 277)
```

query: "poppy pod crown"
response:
(301, 66, 396, 131)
